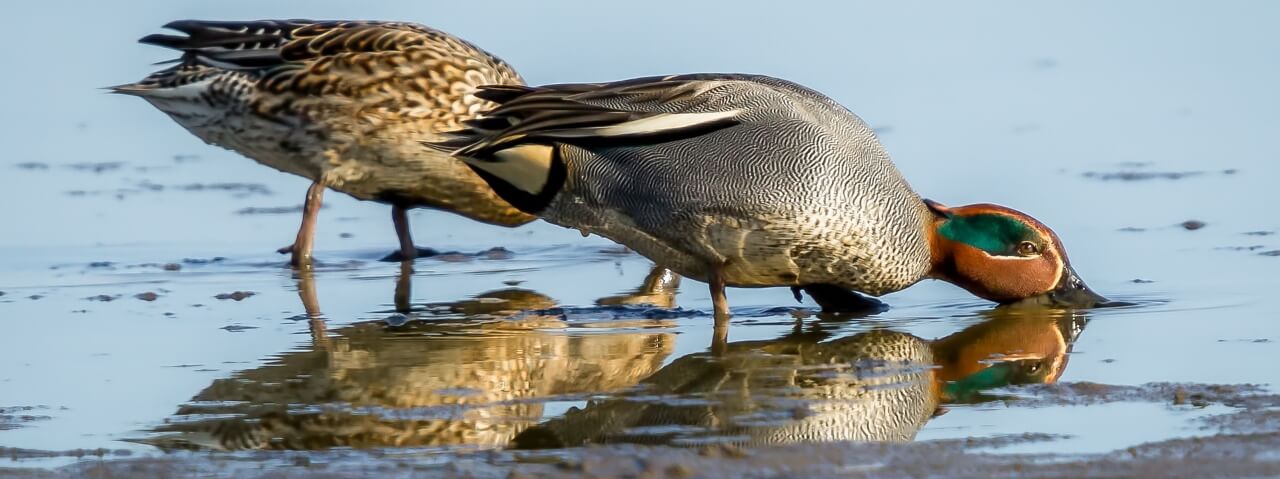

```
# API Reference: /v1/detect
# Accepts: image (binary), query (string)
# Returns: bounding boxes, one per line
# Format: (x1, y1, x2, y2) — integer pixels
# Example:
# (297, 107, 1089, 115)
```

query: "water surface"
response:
(1, 0, 1277, 472)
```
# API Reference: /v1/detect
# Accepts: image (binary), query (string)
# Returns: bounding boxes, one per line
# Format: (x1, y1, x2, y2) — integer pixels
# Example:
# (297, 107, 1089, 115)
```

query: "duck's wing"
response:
(435, 74, 754, 156)
(117, 20, 521, 111)
(428, 74, 772, 212)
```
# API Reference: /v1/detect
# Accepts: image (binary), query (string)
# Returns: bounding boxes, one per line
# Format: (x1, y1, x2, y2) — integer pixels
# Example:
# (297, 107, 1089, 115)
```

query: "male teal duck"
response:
(514, 309, 1087, 448)
(112, 19, 533, 266)
(432, 74, 1106, 317)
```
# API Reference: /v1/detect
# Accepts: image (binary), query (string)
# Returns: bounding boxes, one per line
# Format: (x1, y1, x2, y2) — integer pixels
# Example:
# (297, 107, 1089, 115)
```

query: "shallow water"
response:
(1, 0, 1278, 473)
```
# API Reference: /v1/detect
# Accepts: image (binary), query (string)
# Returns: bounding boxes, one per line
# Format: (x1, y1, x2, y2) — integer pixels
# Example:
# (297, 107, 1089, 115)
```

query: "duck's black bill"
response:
(1045, 266, 1109, 308)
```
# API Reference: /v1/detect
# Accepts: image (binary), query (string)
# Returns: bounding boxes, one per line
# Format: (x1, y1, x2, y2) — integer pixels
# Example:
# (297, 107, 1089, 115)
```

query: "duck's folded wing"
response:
(434, 75, 747, 157)
(425, 75, 749, 213)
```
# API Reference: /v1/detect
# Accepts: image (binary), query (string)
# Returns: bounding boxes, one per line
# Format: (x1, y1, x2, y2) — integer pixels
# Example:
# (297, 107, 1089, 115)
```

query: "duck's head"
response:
(925, 200, 1106, 308)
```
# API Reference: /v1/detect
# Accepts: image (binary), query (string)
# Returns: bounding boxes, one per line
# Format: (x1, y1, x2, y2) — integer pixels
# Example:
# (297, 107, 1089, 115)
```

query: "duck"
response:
(111, 19, 536, 266)
(513, 308, 1088, 448)
(430, 73, 1108, 321)
(143, 286, 676, 451)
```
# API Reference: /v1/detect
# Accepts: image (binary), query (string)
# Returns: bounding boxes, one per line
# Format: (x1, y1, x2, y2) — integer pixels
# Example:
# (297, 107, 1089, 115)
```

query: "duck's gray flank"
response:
(438, 73, 935, 296)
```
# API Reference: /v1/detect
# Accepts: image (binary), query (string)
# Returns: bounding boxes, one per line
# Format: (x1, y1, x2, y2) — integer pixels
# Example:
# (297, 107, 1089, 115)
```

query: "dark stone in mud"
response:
(1243, 231, 1275, 236)
(339, 232, 354, 238)
(1260, 250, 1280, 257)
(28, 294, 42, 300)
(504, 280, 525, 286)
(88, 261, 114, 268)
(1118, 227, 1146, 232)
(86, 294, 119, 302)
(214, 291, 256, 301)
(220, 325, 257, 332)
(0, 291, 4, 297)
(1172, 387, 1212, 407)
(1181, 220, 1206, 230)
(135, 292, 159, 302)
(14, 162, 49, 170)
(1131, 279, 1155, 284)
(162, 263, 182, 271)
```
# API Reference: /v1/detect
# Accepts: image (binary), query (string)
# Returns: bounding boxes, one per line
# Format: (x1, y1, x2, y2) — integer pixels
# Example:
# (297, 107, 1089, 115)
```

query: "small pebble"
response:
(339, 232, 354, 239)
(162, 263, 182, 271)
(134, 292, 159, 302)
(1131, 279, 1155, 284)
(1181, 220, 1206, 231)
(214, 291, 256, 301)
(86, 294, 118, 302)
(1260, 250, 1280, 257)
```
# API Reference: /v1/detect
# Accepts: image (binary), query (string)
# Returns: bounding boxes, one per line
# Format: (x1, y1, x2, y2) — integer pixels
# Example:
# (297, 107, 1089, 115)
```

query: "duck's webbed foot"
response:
(792, 284, 888, 314)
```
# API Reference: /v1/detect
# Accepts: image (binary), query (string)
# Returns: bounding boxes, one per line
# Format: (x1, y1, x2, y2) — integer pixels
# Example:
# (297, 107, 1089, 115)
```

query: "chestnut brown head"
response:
(926, 200, 1106, 308)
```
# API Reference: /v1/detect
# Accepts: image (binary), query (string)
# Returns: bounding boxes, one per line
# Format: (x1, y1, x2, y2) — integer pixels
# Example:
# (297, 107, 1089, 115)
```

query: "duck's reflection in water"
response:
(145, 270, 676, 451)
(514, 308, 1089, 448)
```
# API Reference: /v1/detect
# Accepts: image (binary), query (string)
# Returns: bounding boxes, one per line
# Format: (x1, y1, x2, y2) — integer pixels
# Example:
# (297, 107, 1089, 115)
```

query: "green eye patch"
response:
(938, 214, 1039, 255)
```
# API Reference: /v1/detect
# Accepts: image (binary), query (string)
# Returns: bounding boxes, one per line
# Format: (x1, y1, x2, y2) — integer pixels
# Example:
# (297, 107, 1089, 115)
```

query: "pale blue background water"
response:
(1, 0, 1277, 465)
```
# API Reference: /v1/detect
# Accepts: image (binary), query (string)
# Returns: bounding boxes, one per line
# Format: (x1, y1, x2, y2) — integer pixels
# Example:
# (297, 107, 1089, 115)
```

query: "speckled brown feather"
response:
(143, 291, 675, 451)
(117, 20, 534, 227)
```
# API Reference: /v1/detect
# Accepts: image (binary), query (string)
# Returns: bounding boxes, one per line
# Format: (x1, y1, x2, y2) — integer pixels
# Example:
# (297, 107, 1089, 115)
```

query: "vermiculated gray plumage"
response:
(440, 74, 935, 296)
(514, 329, 940, 447)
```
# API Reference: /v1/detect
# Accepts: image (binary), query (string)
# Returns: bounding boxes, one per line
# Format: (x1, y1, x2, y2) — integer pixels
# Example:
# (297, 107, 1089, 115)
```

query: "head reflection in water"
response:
(515, 309, 1088, 449)
(144, 287, 676, 451)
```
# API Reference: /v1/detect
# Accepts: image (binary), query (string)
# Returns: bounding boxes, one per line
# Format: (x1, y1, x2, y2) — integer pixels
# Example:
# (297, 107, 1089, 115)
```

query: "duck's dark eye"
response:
(1016, 241, 1040, 256)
